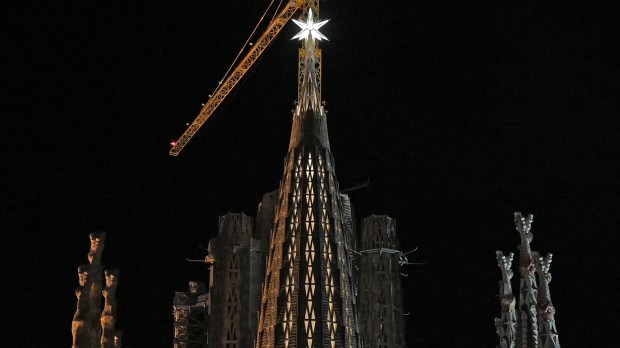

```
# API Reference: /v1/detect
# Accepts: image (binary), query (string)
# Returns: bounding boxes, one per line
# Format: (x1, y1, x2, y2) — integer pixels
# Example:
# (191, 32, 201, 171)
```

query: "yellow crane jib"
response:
(169, 0, 307, 156)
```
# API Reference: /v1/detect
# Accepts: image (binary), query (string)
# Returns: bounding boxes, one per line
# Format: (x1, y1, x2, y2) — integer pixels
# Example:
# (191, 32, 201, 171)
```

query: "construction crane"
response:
(169, 0, 319, 156)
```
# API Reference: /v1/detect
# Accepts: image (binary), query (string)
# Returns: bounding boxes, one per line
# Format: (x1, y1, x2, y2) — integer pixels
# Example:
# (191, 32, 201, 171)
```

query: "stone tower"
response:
(494, 212, 560, 348)
(206, 213, 264, 348)
(71, 232, 122, 348)
(254, 3, 359, 347)
(357, 215, 406, 348)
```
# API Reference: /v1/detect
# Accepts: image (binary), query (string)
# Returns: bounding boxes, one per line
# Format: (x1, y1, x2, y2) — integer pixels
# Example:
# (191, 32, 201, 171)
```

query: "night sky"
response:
(5, 0, 617, 347)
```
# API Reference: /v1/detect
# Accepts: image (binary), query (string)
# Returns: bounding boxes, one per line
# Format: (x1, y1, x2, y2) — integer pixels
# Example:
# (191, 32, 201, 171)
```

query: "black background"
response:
(4, 0, 618, 346)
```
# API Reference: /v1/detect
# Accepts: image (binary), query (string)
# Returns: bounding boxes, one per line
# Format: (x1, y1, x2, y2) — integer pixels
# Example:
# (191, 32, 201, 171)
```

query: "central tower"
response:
(255, 2, 360, 348)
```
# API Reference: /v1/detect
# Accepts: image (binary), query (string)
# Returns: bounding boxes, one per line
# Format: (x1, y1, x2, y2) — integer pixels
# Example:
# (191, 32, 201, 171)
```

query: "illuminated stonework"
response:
(71, 232, 122, 348)
(68, 1, 571, 346)
(256, 138, 359, 348)
(255, 6, 358, 347)
(101, 270, 120, 348)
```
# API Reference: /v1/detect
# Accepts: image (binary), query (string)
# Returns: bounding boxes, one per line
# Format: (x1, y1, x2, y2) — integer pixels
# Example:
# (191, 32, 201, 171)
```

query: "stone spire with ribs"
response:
(255, 3, 359, 348)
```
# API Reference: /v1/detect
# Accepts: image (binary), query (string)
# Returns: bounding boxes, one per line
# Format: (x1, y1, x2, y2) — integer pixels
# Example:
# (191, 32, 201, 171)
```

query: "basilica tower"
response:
(255, 3, 359, 348)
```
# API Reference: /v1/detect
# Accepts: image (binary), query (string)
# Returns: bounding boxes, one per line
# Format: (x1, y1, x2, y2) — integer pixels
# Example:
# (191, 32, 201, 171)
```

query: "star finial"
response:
(292, 9, 329, 42)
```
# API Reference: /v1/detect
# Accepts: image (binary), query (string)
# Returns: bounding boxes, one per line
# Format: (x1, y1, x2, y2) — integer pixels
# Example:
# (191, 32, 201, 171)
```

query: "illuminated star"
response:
(292, 9, 329, 42)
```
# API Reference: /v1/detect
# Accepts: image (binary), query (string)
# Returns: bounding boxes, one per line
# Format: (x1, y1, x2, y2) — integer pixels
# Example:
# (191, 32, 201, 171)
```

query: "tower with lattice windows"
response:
(357, 216, 406, 348)
(201, 213, 263, 348)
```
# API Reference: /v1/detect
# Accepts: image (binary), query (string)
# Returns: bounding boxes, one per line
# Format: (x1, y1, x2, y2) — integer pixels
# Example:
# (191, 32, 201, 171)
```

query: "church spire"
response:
(287, 7, 330, 151)
(255, 3, 359, 347)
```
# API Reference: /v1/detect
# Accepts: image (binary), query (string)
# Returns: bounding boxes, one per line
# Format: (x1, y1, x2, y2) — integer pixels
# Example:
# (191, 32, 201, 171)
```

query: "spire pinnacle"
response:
(293, 9, 328, 114)
(292, 9, 329, 43)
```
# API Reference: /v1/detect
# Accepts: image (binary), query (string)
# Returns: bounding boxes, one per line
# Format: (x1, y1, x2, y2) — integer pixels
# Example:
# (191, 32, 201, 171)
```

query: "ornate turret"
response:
(71, 233, 122, 348)
(515, 213, 538, 348)
(101, 269, 120, 348)
(494, 251, 517, 348)
(255, 3, 359, 347)
(532, 252, 560, 348)
(88, 233, 104, 348)
(73, 264, 94, 347)
(494, 213, 560, 348)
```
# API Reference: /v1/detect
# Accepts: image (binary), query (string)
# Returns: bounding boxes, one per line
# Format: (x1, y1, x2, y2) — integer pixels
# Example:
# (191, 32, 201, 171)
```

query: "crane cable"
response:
(206, 0, 281, 100)
(270, 0, 285, 24)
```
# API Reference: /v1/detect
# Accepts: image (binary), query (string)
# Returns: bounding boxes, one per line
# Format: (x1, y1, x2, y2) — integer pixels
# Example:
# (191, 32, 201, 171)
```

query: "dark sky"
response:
(5, 0, 617, 347)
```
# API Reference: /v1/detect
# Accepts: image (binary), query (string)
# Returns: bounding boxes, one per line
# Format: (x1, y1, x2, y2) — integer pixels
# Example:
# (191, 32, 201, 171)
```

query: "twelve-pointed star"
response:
(292, 9, 329, 42)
